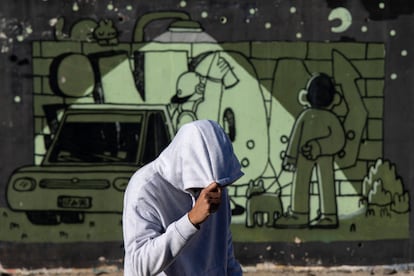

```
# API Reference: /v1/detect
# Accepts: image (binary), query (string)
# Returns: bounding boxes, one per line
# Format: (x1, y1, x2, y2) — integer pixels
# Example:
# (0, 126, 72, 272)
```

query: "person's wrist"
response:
(188, 212, 200, 229)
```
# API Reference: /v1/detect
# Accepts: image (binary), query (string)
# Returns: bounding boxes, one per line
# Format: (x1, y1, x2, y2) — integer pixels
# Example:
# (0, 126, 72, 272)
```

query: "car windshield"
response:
(47, 113, 142, 164)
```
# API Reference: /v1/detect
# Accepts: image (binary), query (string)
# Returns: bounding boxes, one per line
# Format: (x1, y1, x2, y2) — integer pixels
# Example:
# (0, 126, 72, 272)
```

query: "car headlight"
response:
(113, 177, 129, 191)
(13, 177, 36, 191)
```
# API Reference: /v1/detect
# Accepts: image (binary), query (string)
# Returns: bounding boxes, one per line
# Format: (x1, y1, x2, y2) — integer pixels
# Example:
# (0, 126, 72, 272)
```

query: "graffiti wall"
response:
(1, 0, 414, 268)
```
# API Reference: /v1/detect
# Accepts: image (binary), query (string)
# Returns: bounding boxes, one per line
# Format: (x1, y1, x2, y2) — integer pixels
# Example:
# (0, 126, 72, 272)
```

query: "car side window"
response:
(142, 112, 170, 164)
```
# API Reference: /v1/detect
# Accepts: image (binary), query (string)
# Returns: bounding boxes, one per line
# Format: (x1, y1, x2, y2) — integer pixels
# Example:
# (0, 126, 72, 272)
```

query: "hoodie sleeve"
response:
(123, 197, 199, 276)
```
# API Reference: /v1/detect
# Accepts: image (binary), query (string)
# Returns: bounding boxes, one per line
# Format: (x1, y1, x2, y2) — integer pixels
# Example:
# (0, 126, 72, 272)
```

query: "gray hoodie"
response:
(123, 120, 244, 275)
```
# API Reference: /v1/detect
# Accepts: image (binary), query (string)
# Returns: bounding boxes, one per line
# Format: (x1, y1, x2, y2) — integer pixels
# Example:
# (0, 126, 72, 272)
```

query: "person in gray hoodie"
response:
(123, 120, 244, 275)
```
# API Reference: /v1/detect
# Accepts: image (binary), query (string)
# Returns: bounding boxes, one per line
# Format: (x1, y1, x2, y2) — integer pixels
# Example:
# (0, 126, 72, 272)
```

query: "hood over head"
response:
(153, 120, 243, 192)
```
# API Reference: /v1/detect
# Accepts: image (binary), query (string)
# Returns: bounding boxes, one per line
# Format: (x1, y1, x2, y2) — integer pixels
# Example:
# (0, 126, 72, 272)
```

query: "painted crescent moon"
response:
(328, 7, 352, 33)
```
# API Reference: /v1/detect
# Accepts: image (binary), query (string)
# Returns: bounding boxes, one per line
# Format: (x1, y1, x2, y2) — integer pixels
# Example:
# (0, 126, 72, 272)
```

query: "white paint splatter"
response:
(290, 6, 296, 14)
(179, 1, 187, 8)
(72, 2, 79, 12)
(294, 236, 302, 244)
(390, 73, 398, 80)
(126, 5, 133, 11)
(14, 96, 21, 103)
(1, 45, 9, 53)
(201, 11, 208, 18)
(249, 8, 256, 15)
(265, 22, 271, 29)
(379, 2, 385, 9)
(390, 29, 396, 36)
(296, 32, 302, 39)
(49, 18, 58, 26)
(401, 50, 408, 56)
(361, 25, 368, 32)
(107, 3, 114, 10)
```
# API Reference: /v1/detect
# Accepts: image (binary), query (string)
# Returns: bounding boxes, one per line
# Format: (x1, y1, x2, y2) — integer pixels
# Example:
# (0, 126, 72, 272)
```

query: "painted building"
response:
(0, 0, 413, 268)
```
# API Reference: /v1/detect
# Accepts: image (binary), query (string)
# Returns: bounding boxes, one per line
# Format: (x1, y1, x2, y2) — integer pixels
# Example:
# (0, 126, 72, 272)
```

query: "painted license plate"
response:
(58, 196, 91, 209)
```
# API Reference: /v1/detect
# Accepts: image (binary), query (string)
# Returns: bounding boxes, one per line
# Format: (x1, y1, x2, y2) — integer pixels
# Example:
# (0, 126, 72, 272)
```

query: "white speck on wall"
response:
(14, 96, 21, 103)
(296, 32, 302, 39)
(290, 6, 296, 14)
(201, 11, 208, 18)
(179, 1, 187, 8)
(26, 26, 33, 34)
(220, 16, 228, 24)
(249, 8, 256, 15)
(265, 22, 271, 29)
(126, 5, 133, 11)
(379, 2, 385, 9)
(361, 25, 368, 32)
(401, 50, 408, 56)
(390, 29, 396, 36)
(390, 73, 398, 80)
(16, 35, 24, 42)
(1, 45, 9, 53)
(49, 18, 58, 26)
(72, 2, 79, 12)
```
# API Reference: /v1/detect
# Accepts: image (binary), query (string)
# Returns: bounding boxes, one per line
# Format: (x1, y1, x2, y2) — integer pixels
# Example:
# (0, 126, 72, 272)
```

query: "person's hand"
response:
(301, 140, 321, 160)
(188, 182, 222, 227)
(282, 156, 297, 172)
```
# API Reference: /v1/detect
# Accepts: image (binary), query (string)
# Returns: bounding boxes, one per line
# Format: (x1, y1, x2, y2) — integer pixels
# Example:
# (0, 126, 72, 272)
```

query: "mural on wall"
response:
(0, 1, 411, 247)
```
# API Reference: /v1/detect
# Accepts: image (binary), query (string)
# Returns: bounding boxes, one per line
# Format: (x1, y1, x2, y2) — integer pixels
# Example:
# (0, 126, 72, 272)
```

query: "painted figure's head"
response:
(171, 72, 199, 103)
(299, 73, 341, 109)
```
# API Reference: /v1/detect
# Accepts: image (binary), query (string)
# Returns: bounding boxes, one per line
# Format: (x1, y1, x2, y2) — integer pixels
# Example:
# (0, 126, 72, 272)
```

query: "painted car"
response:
(7, 104, 173, 225)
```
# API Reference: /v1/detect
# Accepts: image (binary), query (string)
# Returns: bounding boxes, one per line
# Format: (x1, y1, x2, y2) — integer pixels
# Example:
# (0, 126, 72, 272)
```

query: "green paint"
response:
(2, 13, 408, 243)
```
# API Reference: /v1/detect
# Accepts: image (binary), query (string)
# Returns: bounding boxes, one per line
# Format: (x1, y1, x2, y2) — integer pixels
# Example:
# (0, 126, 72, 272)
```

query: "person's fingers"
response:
(205, 182, 219, 192)
(208, 197, 221, 205)
(199, 182, 222, 206)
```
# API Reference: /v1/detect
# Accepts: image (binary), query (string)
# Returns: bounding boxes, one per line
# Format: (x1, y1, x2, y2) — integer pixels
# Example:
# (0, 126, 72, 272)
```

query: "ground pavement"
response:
(3, 263, 414, 275)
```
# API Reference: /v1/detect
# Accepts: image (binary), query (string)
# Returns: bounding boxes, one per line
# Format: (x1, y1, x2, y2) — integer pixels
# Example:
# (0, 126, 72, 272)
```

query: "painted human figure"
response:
(169, 72, 206, 130)
(275, 73, 346, 229)
(169, 53, 237, 131)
